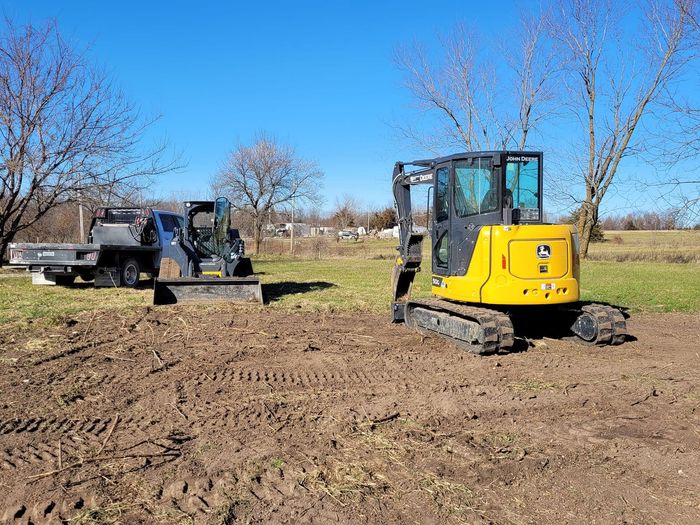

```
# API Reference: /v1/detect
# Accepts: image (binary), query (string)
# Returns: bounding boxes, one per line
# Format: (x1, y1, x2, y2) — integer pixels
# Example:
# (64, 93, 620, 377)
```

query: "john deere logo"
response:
(536, 244, 551, 259)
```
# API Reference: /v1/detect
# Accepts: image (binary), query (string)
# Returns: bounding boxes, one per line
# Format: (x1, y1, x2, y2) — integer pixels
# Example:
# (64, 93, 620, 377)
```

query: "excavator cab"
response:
(392, 151, 626, 354)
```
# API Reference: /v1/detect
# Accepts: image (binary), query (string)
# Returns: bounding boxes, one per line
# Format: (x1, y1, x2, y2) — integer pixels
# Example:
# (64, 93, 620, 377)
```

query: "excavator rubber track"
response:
(568, 303, 628, 346)
(404, 299, 515, 355)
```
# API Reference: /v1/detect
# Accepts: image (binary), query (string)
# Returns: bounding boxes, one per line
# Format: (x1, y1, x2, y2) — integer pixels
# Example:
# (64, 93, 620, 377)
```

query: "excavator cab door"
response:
(432, 165, 451, 275)
(432, 155, 503, 277)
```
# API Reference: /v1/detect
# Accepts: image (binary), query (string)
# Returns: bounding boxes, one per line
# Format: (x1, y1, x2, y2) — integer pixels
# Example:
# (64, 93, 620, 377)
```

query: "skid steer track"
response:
(405, 299, 515, 355)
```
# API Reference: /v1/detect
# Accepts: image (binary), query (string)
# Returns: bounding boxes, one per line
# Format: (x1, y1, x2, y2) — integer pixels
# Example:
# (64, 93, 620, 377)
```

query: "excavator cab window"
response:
(454, 158, 496, 217)
(505, 155, 541, 222)
(435, 232, 449, 268)
(435, 166, 449, 222)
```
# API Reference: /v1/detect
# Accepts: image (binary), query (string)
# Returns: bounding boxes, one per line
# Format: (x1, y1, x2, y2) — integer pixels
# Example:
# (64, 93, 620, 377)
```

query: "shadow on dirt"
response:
(263, 281, 336, 302)
(508, 301, 637, 346)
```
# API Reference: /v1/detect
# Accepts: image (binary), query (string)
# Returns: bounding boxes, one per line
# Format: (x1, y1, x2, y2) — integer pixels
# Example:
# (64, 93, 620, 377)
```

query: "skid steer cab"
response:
(153, 197, 263, 305)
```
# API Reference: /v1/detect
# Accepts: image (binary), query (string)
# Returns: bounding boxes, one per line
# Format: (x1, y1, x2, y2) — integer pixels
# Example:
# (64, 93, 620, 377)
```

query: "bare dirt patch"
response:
(0, 306, 698, 524)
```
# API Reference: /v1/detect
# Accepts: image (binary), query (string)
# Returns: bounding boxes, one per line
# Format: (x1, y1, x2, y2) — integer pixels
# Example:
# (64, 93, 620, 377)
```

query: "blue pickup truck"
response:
(9, 207, 185, 287)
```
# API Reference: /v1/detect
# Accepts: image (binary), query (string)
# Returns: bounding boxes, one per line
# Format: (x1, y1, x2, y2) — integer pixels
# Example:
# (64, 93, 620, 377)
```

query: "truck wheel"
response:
(121, 258, 141, 288)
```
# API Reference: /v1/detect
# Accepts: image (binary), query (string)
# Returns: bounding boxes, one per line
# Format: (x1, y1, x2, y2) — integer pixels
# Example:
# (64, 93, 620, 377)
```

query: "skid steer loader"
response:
(391, 151, 628, 354)
(153, 197, 263, 305)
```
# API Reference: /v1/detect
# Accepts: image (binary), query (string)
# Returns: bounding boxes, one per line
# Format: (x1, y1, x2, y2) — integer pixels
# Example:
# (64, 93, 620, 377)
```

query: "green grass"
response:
(580, 261, 700, 312)
(587, 230, 700, 263)
(1, 234, 698, 329)
(257, 257, 699, 314)
(0, 274, 150, 329)
(255, 257, 433, 313)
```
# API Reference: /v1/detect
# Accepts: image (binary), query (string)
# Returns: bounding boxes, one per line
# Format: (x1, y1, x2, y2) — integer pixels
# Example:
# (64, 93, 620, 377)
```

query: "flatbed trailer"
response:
(9, 207, 184, 288)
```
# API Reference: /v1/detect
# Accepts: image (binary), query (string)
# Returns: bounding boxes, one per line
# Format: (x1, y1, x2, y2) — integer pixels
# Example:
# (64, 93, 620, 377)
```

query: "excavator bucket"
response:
(153, 276, 263, 305)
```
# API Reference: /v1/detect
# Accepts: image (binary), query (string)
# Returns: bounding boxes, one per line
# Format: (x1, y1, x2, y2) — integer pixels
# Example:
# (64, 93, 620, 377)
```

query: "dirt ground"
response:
(0, 305, 698, 524)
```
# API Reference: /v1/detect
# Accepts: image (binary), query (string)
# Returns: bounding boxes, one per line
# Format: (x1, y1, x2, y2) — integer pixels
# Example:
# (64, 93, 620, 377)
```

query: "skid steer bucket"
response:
(153, 276, 264, 305)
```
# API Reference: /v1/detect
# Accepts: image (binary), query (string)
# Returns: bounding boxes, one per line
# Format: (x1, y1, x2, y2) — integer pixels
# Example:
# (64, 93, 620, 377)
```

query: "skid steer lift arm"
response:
(391, 159, 435, 322)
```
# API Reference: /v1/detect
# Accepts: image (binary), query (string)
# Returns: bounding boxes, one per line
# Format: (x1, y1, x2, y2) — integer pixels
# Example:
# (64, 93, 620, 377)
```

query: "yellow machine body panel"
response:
(431, 224, 580, 306)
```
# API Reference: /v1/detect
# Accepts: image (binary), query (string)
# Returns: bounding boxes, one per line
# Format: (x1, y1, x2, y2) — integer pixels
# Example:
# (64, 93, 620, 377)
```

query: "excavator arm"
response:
(391, 159, 435, 321)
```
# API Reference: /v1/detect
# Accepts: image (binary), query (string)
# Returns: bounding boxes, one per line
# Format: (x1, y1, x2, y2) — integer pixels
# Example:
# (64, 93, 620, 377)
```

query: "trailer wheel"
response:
(121, 258, 141, 288)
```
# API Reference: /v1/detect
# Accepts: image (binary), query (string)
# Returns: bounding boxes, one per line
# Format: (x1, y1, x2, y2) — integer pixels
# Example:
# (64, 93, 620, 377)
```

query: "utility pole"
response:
(79, 201, 85, 243)
(290, 196, 295, 254)
(78, 179, 85, 243)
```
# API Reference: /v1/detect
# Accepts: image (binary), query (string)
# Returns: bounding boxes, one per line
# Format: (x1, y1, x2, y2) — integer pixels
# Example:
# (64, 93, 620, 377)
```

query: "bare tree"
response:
(643, 0, 700, 225)
(331, 194, 360, 230)
(369, 206, 398, 231)
(394, 11, 559, 154)
(552, 0, 696, 256)
(0, 19, 178, 261)
(213, 134, 323, 253)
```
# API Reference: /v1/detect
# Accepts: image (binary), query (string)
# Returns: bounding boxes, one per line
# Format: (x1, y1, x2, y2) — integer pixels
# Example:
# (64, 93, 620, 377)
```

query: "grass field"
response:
(587, 230, 700, 263)
(256, 257, 699, 313)
(1, 231, 698, 327)
(259, 229, 700, 263)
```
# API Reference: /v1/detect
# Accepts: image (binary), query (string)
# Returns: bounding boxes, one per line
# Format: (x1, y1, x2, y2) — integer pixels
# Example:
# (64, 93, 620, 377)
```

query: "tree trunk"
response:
(0, 238, 10, 267)
(253, 216, 262, 255)
(577, 198, 598, 258)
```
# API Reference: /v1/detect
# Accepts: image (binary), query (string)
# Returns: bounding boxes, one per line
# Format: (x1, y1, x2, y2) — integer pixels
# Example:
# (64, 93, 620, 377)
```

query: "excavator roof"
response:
(401, 150, 543, 168)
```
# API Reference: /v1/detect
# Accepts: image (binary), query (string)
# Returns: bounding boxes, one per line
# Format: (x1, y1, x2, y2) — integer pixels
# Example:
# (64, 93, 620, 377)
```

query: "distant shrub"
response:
(565, 208, 605, 242)
(610, 235, 624, 245)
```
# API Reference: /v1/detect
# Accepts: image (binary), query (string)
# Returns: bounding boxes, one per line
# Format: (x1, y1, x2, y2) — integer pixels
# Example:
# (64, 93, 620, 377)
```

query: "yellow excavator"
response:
(391, 151, 627, 354)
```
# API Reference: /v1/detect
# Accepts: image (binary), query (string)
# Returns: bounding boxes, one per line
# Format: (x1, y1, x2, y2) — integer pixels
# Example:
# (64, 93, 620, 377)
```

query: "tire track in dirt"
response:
(0, 433, 100, 473)
(0, 417, 113, 437)
(0, 414, 164, 475)
(2, 493, 98, 524)
(159, 473, 240, 519)
(193, 366, 408, 387)
(157, 468, 339, 523)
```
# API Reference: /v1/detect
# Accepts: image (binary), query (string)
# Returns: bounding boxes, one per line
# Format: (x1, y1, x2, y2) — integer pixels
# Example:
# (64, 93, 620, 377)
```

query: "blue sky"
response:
(6, 0, 514, 211)
(3, 1, 692, 219)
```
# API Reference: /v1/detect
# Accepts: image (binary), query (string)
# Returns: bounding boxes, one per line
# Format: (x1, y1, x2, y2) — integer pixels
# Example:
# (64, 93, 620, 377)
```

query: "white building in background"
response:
(377, 225, 428, 239)
(310, 226, 337, 236)
(378, 227, 397, 239)
(273, 223, 312, 237)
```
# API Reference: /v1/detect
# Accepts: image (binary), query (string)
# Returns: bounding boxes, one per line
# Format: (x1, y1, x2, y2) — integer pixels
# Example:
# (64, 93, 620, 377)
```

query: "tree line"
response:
(2, 1, 700, 262)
